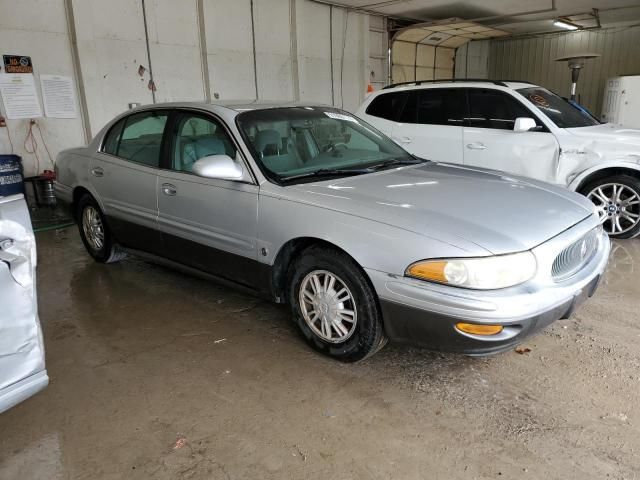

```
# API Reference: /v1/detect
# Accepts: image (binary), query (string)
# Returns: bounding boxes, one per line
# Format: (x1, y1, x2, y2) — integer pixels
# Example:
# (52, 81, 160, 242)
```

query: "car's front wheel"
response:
(582, 175, 640, 239)
(288, 246, 387, 362)
(76, 194, 126, 263)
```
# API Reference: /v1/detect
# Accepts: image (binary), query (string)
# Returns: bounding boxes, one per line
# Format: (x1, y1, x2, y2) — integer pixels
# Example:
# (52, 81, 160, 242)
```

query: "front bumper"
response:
(367, 221, 611, 355)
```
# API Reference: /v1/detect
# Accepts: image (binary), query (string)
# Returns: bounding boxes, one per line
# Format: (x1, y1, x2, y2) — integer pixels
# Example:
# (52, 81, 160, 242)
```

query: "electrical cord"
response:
(34, 122, 54, 169)
(24, 120, 40, 175)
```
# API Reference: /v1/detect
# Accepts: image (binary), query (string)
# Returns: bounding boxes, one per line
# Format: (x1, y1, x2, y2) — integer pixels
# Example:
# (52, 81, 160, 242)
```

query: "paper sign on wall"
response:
(40, 75, 78, 119)
(0, 73, 42, 119)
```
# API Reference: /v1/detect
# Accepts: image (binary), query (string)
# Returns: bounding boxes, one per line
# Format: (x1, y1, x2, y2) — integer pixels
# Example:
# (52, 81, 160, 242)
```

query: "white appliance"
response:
(601, 75, 640, 127)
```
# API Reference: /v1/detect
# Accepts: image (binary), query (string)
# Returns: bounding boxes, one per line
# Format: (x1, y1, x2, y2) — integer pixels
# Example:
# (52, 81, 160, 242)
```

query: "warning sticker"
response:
(529, 93, 550, 108)
(3, 55, 33, 74)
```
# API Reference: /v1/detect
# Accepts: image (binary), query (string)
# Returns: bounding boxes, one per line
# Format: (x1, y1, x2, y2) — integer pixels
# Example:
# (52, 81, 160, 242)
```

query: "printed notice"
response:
(40, 74, 77, 118)
(0, 73, 42, 119)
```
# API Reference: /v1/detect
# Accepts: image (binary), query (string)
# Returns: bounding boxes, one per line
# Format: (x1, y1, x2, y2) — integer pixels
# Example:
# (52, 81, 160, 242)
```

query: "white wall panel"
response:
(253, 0, 294, 101)
(368, 15, 388, 91)
(296, 0, 332, 105)
(0, 0, 380, 174)
(330, 8, 368, 111)
(203, 0, 256, 100)
(72, 0, 153, 133)
(145, 0, 205, 103)
(0, 0, 85, 176)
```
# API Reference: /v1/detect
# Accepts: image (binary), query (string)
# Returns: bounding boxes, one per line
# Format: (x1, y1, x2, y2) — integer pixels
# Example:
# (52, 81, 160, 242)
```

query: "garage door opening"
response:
(391, 18, 510, 84)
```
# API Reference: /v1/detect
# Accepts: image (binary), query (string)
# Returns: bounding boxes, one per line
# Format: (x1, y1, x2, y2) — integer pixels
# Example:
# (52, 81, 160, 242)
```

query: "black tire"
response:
(580, 174, 640, 239)
(288, 246, 387, 362)
(76, 194, 126, 263)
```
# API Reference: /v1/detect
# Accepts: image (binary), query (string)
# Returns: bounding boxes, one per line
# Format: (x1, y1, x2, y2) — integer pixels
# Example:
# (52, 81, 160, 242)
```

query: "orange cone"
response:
(367, 83, 375, 93)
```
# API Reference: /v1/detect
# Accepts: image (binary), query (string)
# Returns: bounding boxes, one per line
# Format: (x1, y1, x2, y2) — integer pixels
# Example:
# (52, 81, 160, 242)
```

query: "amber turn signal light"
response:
(455, 322, 503, 336)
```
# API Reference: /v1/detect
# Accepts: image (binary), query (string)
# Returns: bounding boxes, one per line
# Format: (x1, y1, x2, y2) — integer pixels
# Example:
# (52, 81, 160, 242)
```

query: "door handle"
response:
(91, 167, 104, 177)
(466, 142, 487, 150)
(161, 183, 177, 196)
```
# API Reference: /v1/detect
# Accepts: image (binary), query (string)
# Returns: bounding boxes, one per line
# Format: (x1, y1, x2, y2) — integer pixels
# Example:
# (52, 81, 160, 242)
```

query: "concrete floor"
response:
(1, 230, 639, 479)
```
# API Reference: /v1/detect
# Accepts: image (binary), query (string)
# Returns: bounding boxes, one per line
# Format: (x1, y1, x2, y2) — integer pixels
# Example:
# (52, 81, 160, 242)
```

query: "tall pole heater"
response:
(555, 53, 601, 101)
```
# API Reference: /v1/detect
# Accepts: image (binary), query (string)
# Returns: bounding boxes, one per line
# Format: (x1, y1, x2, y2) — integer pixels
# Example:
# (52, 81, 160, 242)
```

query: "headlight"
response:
(406, 251, 537, 290)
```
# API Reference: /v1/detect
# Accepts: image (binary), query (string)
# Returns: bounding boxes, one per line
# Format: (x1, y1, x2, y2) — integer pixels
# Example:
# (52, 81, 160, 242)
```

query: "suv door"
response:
(157, 110, 260, 288)
(93, 110, 167, 254)
(463, 89, 560, 182)
(391, 88, 466, 163)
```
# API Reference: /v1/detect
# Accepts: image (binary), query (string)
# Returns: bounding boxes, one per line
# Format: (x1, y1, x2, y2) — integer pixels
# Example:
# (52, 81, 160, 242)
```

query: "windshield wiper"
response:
(283, 167, 374, 182)
(371, 156, 428, 171)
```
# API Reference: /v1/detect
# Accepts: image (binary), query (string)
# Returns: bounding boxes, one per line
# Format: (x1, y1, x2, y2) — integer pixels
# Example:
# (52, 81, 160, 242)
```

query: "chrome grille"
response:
(552, 228, 599, 281)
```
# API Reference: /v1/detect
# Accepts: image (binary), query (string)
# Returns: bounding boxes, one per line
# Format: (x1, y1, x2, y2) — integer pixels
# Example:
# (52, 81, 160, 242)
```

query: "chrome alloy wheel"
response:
(299, 270, 357, 343)
(588, 183, 640, 235)
(82, 205, 105, 251)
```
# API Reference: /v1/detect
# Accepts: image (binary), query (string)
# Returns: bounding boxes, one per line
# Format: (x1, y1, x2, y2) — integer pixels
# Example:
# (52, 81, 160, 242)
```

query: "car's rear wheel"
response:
(582, 175, 640, 239)
(77, 194, 126, 263)
(288, 246, 387, 362)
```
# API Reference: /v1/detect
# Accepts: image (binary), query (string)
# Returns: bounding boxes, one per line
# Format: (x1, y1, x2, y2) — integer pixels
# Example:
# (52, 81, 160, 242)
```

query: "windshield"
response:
(516, 87, 600, 128)
(236, 107, 415, 183)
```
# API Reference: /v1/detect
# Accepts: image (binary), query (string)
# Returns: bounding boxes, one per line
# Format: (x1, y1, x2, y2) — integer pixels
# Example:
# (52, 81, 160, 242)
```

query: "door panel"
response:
(391, 89, 465, 163)
(157, 110, 260, 288)
(157, 172, 259, 287)
(91, 154, 161, 252)
(90, 110, 168, 253)
(462, 89, 560, 182)
(392, 123, 463, 163)
(462, 128, 560, 182)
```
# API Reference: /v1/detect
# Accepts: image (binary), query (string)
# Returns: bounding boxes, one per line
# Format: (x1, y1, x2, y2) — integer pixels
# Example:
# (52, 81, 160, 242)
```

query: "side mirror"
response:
(192, 155, 244, 180)
(514, 117, 537, 132)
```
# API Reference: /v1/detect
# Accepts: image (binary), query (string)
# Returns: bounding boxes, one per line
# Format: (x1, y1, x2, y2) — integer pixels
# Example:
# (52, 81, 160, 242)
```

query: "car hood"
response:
(287, 163, 593, 254)
(565, 123, 640, 147)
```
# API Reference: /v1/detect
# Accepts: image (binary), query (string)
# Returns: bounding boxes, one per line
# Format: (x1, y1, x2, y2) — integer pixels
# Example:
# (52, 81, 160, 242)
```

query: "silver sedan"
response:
(54, 102, 610, 361)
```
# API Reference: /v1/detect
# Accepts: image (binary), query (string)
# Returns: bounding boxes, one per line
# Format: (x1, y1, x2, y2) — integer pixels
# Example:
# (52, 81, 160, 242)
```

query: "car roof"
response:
(216, 100, 329, 111)
(378, 79, 538, 92)
(126, 100, 330, 115)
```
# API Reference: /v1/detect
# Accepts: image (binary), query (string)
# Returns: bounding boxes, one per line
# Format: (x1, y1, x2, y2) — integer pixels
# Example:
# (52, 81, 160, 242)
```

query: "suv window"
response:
(171, 112, 237, 173)
(517, 87, 599, 128)
(416, 89, 466, 126)
(365, 92, 408, 121)
(467, 89, 542, 130)
(393, 89, 467, 125)
(103, 111, 168, 167)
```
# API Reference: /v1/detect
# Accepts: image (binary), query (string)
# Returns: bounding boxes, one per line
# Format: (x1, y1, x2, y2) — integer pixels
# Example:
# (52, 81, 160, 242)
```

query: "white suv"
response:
(356, 80, 640, 238)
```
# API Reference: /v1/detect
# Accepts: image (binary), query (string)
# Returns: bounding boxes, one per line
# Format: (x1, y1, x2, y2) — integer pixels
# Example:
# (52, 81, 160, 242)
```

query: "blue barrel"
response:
(0, 155, 24, 196)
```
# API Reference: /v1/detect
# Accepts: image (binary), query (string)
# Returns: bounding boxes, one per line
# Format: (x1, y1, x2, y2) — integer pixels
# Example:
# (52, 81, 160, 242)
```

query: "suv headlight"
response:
(406, 251, 537, 290)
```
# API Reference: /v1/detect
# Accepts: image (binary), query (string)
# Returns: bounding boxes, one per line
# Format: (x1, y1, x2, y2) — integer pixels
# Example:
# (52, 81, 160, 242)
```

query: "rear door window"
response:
(102, 119, 125, 155)
(109, 111, 169, 167)
(365, 92, 408, 121)
(416, 88, 467, 126)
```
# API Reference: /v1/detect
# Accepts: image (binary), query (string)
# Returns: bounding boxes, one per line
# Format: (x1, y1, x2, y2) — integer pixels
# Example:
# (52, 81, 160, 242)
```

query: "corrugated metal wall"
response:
(454, 40, 490, 79)
(488, 26, 640, 116)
